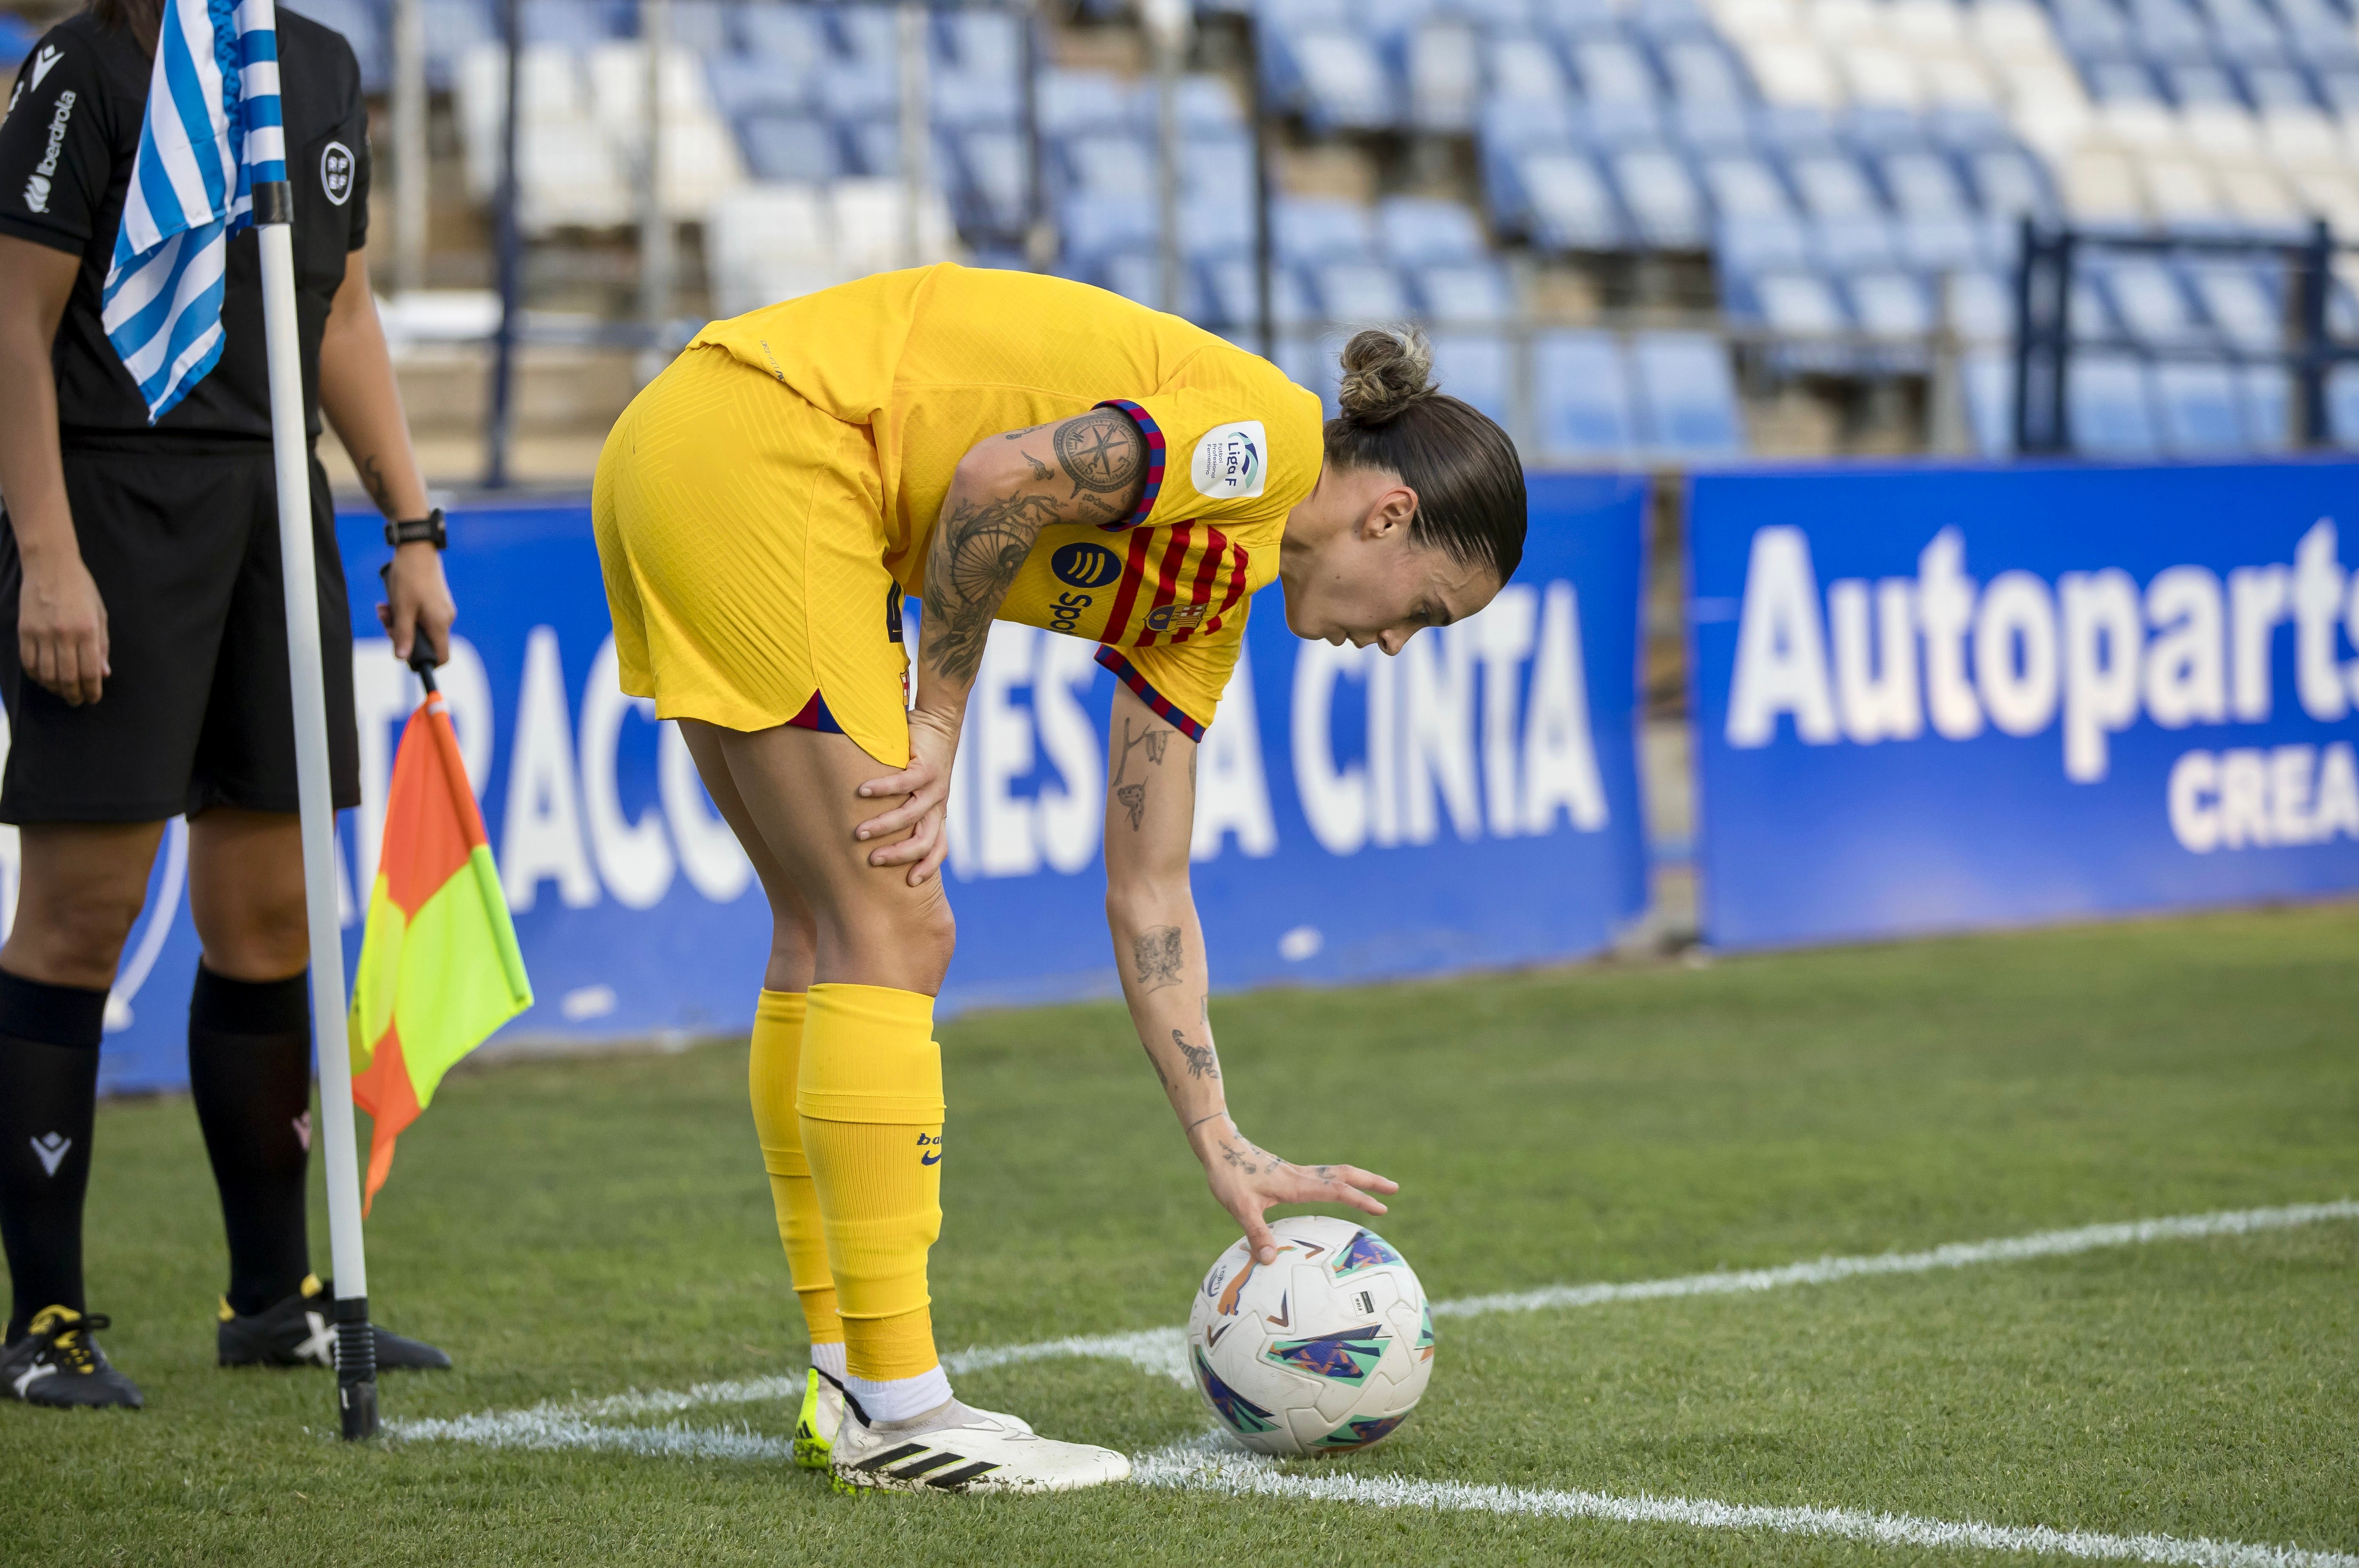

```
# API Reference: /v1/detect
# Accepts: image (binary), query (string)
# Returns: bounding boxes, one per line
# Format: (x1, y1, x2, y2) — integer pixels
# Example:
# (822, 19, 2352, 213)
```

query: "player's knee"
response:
(199, 892, 310, 981)
(9, 878, 149, 988)
(909, 891, 957, 985)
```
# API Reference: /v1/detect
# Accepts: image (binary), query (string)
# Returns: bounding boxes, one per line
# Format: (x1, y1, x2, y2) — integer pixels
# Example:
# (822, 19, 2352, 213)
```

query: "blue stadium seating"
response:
(1534, 332, 1636, 459)
(2070, 356, 2164, 457)
(1427, 332, 1513, 426)
(1631, 332, 1745, 456)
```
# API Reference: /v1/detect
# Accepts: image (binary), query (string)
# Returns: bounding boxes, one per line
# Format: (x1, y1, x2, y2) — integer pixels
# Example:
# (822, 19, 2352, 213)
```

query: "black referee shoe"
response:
(217, 1275, 452, 1371)
(2, 1307, 144, 1409)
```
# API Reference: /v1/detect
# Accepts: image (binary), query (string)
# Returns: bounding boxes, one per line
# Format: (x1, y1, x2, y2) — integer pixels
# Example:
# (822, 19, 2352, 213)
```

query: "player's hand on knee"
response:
(856, 708, 958, 882)
(19, 554, 109, 707)
(379, 543, 456, 666)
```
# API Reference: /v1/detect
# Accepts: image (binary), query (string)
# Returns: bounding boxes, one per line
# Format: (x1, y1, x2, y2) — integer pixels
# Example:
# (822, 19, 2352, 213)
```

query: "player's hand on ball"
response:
(20, 551, 110, 706)
(1195, 1118, 1397, 1265)
(856, 707, 957, 885)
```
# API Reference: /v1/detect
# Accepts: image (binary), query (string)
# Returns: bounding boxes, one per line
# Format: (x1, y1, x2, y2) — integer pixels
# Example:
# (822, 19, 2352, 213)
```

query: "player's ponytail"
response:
(90, 0, 164, 54)
(1325, 327, 1526, 588)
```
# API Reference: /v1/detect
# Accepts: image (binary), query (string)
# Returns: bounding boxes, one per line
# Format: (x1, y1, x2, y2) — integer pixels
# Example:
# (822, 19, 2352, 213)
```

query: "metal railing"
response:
(2012, 217, 2352, 456)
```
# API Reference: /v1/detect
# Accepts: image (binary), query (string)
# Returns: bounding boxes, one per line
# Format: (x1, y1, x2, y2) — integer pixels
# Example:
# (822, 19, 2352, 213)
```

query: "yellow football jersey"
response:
(689, 264, 1325, 737)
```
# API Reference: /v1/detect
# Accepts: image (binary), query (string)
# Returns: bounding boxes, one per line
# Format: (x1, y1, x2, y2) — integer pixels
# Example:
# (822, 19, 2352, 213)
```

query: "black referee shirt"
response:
(0, 8, 370, 441)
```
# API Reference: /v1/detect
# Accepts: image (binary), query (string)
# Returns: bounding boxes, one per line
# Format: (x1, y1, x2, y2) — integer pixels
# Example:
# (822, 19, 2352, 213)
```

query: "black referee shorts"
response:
(0, 436, 361, 825)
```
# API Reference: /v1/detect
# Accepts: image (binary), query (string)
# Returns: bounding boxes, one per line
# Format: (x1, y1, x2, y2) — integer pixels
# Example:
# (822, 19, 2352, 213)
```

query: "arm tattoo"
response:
(1140, 1040, 1171, 1092)
(1173, 1029, 1219, 1080)
(1053, 408, 1145, 498)
(358, 454, 395, 515)
(1020, 449, 1053, 482)
(1133, 926, 1185, 990)
(922, 490, 1061, 684)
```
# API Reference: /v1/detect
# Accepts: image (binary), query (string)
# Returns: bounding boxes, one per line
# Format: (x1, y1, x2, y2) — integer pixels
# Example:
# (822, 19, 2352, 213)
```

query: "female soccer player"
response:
(593, 265, 1525, 1491)
(0, 0, 451, 1407)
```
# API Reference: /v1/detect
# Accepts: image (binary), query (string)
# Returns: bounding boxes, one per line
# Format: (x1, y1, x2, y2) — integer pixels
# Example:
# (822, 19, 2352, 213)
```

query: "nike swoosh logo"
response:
(920, 1151, 940, 1165)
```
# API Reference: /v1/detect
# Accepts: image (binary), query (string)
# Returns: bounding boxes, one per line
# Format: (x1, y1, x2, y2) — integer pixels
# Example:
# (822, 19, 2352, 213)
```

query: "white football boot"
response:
(794, 1368, 848, 1470)
(829, 1397, 1130, 1494)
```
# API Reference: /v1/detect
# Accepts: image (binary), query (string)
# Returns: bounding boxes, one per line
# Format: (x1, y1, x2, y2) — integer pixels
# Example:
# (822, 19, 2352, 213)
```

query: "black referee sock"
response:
(188, 966, 315, 1317)
(0, 970, 108, 1344)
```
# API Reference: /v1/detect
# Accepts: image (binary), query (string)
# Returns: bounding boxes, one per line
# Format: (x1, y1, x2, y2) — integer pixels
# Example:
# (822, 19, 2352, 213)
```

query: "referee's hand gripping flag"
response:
(101, 0, 285, 420)
(348, 662, 534, 1216)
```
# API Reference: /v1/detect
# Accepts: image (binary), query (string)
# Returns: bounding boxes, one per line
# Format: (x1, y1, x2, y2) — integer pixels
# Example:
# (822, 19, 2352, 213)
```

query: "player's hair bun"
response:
(1335, 327, 1438, 428)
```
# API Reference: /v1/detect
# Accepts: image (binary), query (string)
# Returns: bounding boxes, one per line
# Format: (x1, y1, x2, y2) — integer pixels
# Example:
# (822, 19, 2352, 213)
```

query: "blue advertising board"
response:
(1689, 460, 2359, 951)
(48, 475, 1650, 1093)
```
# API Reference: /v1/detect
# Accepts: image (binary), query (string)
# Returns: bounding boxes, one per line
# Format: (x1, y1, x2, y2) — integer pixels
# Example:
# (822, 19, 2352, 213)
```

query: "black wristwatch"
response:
(385, 508, 447, 551)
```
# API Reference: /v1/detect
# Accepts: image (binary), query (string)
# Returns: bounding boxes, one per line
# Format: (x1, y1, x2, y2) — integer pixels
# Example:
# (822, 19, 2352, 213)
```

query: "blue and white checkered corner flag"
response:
(102, 0, 287, 422)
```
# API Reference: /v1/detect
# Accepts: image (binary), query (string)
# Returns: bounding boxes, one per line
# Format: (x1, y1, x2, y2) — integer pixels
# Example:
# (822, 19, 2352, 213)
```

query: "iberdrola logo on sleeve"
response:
(1192, 421, 1266, 500)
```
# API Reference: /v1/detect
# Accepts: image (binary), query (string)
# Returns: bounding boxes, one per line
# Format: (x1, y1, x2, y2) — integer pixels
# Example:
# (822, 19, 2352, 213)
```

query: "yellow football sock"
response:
(798, 982, 945, 1384)
(748, 990, 841, 1346)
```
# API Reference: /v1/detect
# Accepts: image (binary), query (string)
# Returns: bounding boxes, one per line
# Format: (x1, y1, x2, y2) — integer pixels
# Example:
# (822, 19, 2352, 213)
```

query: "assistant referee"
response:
(0, 0, 453, 1408)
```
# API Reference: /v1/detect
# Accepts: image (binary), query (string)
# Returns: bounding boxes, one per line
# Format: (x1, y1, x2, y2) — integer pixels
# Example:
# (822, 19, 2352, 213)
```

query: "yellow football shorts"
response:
(591, 345, 912, 767)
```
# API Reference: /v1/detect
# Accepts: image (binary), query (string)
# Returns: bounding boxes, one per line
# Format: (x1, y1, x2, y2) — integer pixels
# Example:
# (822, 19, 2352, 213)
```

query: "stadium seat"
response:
(2153, 362, 2250, 452)
(1486, 31, 1571, 101)
(1848, 272, 1936, 337)
(293, 0, 389, 92)
(1059, 193, 1157, 267)
(1289, 29, 1401, 131)
(1105, 253, 1209, 319)
(1897, 211, 1988, 271)
(1735, 271, 1851, 335)
(1062, 135, 1155, 197)
(1698, 153, 1797, 222)
(2187, 265, 2280, 355)
(1408, 19, 1483, 132)
(738, 114, 840, 184)
(1569, 37, 1661, 104)
(1815, 213, 1898, 270)
(1787, 150, 1882, 220)
(932, 69, 1022, 131)
(1310, 261, 1414, 322)
(2237, 365, 2290, 447)
(707, 183, 833, 315)
(2069, 356, 2163, 456)
(1611, 147, 1710, 249)
(1717, 211, 1811, 272)
(1630, 332, 1745, 456)
(1965, 146, 2057, 221)
(1379, 197, 1489, 267)
(1038, 69, 1133, 136)
(1274, 198, 1378, 266)
(707, 55, 809, 120)
(828, 3, 898, 64)
(1427, 332, 1513, 425)
(950, 130, 1027, 236)
(936, 9, 1022, 78)
(1410, 262, 1513, 323)
(1201, 259, 1314, 331)
(1944, 269, 2016, 342)
(819, 58, 899, 122)
(2099, 262, 2213, 349)
(1961, 349, 2016, 455)
(1518, 151, 1627, 250)
(740, 6, 825, 72)
(1533, 331, 1636, 459)
(1658, 37, 1751, 104)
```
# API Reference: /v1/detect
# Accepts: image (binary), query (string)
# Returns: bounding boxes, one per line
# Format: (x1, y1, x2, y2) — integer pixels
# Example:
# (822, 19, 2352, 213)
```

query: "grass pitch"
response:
(5, 904, 2355, 1565)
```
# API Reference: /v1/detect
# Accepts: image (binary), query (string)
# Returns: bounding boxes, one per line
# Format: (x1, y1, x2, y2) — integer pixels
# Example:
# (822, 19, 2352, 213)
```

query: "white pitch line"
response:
(1431, 1199, 2359, 1318)
(1133, 1440, 2359, 1568)
(504, 1198, 2359, 1410)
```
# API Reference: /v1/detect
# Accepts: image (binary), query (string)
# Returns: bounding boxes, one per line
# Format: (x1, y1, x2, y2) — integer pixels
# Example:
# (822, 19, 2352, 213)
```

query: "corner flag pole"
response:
(247, 0, 379, 1440)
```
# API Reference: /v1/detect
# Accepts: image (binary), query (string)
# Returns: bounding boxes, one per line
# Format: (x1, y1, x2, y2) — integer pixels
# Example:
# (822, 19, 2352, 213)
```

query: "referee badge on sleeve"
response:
(1191, 422, 1267, 500)
(320, 141, 354, 206)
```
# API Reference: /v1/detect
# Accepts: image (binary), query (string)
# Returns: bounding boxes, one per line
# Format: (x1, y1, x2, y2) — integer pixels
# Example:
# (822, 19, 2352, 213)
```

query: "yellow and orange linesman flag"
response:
(348, 682, 532, 1213)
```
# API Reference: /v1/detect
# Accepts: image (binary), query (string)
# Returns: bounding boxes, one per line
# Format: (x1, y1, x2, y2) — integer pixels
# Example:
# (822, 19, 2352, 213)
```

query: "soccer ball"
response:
(1186, 1214, 1434, 1456)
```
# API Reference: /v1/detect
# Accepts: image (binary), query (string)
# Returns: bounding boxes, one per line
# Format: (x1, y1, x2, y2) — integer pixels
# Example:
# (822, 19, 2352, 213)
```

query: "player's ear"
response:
(1357, 482, 1419, 543)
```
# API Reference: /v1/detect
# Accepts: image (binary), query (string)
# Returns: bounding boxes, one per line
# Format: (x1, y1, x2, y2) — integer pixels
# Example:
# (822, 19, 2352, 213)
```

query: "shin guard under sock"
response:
(0, 971, 107, 1343)
(188, 967, 315, 1317)
(797, 982, 946, 1411)
(748, 989, 843, 1348)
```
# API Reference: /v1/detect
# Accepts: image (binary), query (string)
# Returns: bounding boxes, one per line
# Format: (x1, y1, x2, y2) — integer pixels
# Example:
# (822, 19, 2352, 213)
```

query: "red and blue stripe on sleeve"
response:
(1093, 399, 1166, 532)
